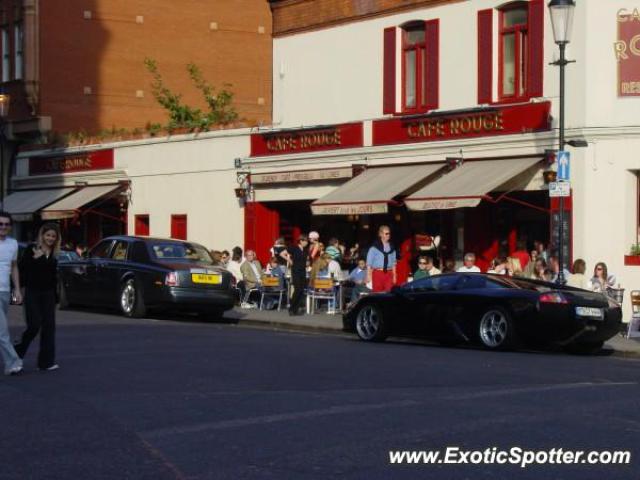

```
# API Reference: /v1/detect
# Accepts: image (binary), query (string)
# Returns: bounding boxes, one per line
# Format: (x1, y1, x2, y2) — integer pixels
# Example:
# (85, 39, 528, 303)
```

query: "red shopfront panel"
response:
(135, 215, 150, 236)
(171, 215, 187, 240)
(244, 202, 280, 265)
(550, 195, 573, 270)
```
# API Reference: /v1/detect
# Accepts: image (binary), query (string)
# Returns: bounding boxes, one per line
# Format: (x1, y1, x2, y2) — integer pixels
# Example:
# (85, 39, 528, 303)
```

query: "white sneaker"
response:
(40, 364, 59, 371)
(5, 365, 23, 376)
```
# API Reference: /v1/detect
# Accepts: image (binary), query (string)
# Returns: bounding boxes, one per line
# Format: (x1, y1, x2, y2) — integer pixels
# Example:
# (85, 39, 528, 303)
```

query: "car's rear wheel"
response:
(564, 341, 604, 355)
(120, 279, 146, 318)
(478, 306, 517, 350)
(355, 304, 388, 342)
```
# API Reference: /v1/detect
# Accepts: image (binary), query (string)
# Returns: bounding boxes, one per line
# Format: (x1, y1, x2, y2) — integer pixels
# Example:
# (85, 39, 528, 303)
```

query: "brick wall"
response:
(270, 0, 463, 36)
(3, 0, 272, 136)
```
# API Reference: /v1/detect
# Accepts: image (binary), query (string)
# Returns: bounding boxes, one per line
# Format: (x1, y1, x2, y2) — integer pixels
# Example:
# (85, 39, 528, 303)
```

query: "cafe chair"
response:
(259, 275, 286, 311)
(307, 277, 337, 314)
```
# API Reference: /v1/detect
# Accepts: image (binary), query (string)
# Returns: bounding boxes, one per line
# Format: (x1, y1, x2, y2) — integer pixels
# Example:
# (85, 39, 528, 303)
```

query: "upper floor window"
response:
(499, 5, 528, 100)
(402, 23, 426, 111)
(1, 28, 8, 82)
(477, 0, 544, 105)
(13, 22, 22, 80)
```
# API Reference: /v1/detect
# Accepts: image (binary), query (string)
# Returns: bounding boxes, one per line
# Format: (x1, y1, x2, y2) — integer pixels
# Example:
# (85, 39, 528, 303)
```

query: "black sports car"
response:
(343, 273, 622, 354)
(58, 236, 235, 320)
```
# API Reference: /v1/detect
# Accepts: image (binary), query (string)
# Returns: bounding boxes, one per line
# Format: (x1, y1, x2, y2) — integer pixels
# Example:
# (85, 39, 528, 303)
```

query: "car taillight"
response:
(165, 272, 179, 286)
(539, 292, 568, 304)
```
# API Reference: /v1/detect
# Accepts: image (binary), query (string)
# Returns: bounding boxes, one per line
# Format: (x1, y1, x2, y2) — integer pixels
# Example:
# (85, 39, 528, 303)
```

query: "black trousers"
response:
(289, 275, 306, 314)
(14, 289, 56, 369)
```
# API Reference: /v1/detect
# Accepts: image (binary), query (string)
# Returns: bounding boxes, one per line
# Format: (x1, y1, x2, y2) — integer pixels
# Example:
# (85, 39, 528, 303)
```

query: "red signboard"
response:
(29, 149, 114, 176)
(250, 122, 363, 157)
(616, 9, 640, 96)
(372, 102, 551, 146)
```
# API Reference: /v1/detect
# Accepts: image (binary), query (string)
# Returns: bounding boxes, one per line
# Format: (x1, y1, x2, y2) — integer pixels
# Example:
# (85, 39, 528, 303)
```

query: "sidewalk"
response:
(226, 307, 640, 357)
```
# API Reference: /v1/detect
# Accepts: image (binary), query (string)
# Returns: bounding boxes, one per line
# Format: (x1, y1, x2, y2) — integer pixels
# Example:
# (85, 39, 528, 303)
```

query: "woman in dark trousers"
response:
(14, 223, 61, 371)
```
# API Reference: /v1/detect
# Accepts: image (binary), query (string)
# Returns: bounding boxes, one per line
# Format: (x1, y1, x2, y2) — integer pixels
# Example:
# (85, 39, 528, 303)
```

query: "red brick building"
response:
(0, 0, 272, 139)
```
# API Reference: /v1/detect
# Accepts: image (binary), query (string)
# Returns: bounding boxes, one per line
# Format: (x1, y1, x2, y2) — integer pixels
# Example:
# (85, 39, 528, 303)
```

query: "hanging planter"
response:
(624, 244, 640, 266)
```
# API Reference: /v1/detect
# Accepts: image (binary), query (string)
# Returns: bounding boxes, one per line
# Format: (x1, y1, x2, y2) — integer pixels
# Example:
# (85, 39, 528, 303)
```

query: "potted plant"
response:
(624, 243, 640, 266)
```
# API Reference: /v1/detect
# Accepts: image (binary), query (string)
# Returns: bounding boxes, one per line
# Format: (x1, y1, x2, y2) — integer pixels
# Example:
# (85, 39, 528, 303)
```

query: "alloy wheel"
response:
(121, 281, 135, 314)
(479, 309, 509, 348)
(356, 305, 380, 341)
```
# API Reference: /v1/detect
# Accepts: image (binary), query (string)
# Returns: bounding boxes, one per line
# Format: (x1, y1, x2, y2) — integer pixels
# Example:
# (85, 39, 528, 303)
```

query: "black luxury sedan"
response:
(58, 236, 235, 320)
(343, 273, 623, 354)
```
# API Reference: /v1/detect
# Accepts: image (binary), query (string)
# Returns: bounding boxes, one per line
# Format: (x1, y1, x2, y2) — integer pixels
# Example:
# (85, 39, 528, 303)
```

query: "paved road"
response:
(1, 306, 639, 480)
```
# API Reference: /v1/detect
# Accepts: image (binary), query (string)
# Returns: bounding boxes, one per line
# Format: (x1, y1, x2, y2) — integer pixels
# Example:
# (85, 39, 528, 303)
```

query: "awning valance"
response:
(404, 157, 542, 211)
(2, 187, 76, 221)
(311, 163, 444, 215)
(40, 184, 122, 220)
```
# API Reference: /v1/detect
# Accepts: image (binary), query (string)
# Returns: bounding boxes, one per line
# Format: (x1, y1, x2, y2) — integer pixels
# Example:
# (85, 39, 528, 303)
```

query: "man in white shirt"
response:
(0, 212, 23, 375)
(457, 252, 481, 273)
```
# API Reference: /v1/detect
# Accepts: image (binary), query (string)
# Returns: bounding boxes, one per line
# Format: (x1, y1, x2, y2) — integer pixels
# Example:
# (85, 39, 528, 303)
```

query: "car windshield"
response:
(404, 274, 460, 292)
(490, 275, 553, 292)
(150, 242, 213, 264)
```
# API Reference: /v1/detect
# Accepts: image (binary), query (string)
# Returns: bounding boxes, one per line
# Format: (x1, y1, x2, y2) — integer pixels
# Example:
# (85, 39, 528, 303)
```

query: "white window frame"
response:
(13, 22, 22, 80)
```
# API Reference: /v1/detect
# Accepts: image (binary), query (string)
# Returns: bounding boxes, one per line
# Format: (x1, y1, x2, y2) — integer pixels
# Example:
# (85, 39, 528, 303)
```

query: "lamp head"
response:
(548, 0, 576, 45)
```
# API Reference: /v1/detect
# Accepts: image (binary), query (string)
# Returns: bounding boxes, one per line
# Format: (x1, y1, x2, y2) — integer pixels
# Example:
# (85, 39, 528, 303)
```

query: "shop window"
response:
(171, 214, 187, 240)
(383, 19, 439, 114)
(477, 0, 544, 104)
(13, 21, 22, 80)
(1, 27, 8, 82)
(135, 214, 150, 236)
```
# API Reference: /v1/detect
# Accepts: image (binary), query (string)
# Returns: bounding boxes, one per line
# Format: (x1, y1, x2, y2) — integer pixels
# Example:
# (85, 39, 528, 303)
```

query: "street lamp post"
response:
(0, 93, 10, 209)
(548, 0, 576, 285)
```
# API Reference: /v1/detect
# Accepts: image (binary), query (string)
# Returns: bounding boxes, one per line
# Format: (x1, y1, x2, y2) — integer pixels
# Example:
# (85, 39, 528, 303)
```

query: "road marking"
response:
(142, 399, 420, 439)
(445, 382, 638, 400)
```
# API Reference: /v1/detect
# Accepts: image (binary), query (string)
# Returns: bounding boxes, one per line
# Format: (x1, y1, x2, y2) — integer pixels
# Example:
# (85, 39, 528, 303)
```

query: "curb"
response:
(232, 315, 640, 357)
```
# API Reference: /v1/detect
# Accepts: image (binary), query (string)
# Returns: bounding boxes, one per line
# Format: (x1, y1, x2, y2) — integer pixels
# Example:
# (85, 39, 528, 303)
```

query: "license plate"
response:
(575, 306, 604, 319)
(191, 273, 221, 285)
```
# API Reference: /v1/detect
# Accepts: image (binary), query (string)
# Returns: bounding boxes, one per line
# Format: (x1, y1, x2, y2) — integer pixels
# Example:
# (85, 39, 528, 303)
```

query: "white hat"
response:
(309, 231, 320, 240)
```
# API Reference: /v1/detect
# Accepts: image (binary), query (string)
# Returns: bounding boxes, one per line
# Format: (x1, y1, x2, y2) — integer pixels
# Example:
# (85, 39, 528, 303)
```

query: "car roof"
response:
(101, 235, 199, 244)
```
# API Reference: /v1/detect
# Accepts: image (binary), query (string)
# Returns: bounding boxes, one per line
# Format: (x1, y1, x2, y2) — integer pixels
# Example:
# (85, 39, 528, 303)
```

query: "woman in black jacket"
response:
(14, 223, 61, 371)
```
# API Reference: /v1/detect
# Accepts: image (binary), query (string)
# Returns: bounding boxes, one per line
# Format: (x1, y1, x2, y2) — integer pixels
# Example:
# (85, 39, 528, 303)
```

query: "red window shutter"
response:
(477, 9, 493, 104)
(424, 19, 439, 110)
(171, 215, 187, 240)
(383, 27, 396, 114)
(134, 215, 149, 236)
(528, 0, 544, 97)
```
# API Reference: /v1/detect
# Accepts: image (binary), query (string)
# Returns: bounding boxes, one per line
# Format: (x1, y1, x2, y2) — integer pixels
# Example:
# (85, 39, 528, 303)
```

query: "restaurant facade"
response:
(4, 0, 640, 320)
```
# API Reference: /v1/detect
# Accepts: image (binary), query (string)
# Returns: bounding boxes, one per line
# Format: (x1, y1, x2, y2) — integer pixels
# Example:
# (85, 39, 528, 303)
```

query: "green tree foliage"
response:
(144, 58, 238, 131)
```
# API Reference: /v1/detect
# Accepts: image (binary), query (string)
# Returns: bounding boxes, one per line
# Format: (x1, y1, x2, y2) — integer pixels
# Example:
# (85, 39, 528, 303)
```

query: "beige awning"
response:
(311, 163, 444, 215)
(2, 187, 77, 221)
(404, 157, 543, 211)
(41, 184, 122, 220)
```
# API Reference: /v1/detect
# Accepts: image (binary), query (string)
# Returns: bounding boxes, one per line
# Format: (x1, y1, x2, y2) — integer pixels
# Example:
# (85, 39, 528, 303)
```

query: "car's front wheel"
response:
(478, 306, 517, 350)
(120, 278, 147, 318)
(355, 304, 388, 342)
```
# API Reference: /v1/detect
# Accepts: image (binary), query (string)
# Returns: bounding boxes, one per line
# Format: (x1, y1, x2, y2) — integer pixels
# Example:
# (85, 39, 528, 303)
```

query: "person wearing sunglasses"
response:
(366, 225, 397, 292)
(0, 211, 23, 375)
(589, 262, 617, 294)
(412, 256, 431, 281)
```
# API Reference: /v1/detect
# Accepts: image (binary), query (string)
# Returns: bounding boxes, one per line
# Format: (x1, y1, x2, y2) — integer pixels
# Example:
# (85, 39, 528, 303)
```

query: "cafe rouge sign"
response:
(372, 102, 552, 146)
(250, 122, 363, 157)
(29, 149, 114, 176)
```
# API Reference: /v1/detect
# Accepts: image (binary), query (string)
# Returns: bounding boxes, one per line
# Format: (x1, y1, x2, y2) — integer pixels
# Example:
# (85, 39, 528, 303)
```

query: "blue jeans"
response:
(0, 291, 22, 374)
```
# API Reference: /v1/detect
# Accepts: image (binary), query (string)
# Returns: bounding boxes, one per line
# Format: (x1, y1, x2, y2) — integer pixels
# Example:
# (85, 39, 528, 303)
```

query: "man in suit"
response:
(240, 250, 263, 292)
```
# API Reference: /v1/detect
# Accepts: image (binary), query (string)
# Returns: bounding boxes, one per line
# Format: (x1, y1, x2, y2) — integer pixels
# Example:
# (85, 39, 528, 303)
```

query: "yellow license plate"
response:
(191, 273, 221, 285)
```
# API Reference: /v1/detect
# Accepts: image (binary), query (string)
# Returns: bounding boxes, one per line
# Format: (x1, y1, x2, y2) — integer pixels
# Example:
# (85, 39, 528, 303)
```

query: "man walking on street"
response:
(282, 235, 309, 316)
(366, 225, 397, 292)
(0, 211, 23, 375)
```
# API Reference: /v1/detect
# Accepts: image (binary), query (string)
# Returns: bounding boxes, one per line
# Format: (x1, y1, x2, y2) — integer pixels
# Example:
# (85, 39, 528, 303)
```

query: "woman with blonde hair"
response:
(309, 253, 329, 286)
(506, 257, 523, 277)
(14, 223, 61, 371)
